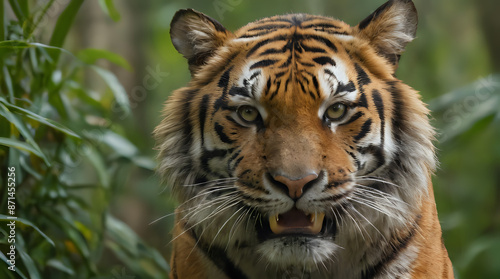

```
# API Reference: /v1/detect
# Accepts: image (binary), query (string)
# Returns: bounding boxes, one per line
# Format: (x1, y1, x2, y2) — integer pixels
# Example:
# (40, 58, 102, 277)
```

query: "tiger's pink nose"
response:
(273, 173, 319, 199)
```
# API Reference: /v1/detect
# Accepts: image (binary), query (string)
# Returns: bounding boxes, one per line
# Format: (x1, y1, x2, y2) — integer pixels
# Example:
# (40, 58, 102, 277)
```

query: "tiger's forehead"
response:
(234, 13, 352, 39)
(227, 14, 357, 106)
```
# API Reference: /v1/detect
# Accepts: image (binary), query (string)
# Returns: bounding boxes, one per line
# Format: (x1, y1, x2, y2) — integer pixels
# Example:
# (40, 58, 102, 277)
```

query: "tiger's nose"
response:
(272, 173, 319, 199)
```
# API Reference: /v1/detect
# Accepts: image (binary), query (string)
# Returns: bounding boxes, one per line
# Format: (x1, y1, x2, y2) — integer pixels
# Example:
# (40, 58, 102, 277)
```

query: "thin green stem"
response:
(6, 0, 25, 23)
(26, 0, 56, 39)
(48, 0, 84, 63)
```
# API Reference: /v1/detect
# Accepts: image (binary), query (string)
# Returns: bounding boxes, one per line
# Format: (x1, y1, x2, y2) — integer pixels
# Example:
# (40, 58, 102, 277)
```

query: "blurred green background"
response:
(0, 0, 499, 278)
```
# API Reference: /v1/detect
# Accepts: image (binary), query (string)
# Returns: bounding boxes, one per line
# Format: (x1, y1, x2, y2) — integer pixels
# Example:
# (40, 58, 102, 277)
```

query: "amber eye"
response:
(237, 105, 260, 123)
(325, 103, 347, 121)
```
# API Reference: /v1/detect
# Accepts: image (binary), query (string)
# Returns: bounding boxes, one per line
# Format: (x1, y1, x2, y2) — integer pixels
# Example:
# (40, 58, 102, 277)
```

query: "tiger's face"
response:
(157, 0, 435, 275)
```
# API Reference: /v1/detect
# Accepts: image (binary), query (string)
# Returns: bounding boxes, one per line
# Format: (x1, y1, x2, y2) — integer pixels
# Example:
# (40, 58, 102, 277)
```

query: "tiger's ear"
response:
(354, 0, 418, 69)
(170, 9, 232, 75)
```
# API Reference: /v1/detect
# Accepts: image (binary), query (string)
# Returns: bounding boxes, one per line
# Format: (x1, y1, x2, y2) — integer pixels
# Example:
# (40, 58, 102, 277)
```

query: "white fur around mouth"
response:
(268, 208, 325, 235)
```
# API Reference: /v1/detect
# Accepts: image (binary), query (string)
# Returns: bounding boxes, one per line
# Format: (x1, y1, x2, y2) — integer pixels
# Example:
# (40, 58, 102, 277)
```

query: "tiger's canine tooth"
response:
(269, 214, 282, 234)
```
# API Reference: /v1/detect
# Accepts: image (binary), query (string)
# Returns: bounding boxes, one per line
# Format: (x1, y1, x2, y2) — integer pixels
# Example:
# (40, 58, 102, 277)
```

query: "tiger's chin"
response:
(256, 237, 340, 270)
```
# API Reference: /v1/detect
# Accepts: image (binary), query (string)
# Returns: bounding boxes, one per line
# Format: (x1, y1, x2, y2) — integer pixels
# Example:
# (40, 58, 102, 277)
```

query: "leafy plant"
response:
(430, 74, 500, 278)
(0, 1, 168, 278)
(430, 74, 500, 143)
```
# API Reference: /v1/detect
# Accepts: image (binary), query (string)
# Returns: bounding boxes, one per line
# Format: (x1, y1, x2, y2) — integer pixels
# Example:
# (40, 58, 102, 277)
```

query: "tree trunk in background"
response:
(475, 0, 500, 72)
(74, 0, 151, 136)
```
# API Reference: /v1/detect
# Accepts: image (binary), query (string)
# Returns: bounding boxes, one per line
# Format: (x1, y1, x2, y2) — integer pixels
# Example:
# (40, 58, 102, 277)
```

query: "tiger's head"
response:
(156, 0, 435, 275)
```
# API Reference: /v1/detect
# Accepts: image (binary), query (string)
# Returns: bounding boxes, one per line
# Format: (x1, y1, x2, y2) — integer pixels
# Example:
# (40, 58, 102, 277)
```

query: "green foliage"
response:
(0, 1, 168, 278)
(430, 74, 500, 279)
(430, 74, 500, 143)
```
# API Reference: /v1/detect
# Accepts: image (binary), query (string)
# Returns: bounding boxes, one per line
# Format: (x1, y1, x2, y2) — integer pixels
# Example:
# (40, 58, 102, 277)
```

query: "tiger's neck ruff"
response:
(155, 1, 453, 278)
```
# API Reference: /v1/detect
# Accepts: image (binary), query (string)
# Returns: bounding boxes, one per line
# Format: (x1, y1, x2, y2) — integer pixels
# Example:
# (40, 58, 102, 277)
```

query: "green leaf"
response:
(0, 110, 9, 139)
(131, 155, 156, 171)
(17, 0, 29, 19)
(85, 146, 110, 188)
(0, 41, 75, 65)
(430, 74, 500, 111)
(0, 137, 44, 162)
(98, 0, 121, 22)
(7, 145, 23, 183)
(0, 41, 74, 54)
(105, 215, 170, 278)
(0, 104, 50, 165)
(45, 259, 75, 275)
(7, 0, 26, 23)
(93, 130, 155, 169)
(457, 236, 500, 270)
(101, 130, 138, 158)
(48, 88, 70, 120)
(91, 66, 131, 117)
(66, 81, 106, 111)
(437, 96, 499, 143)
(430, 74, 500, 143)
(66, 226, 92, 264)
(45, 207, 97, 273)
(19, 155, 43, 180)
(30, 42, 75, 58)
(0, 215, 55, 247)
(0, 40, 32, 49)
(16, 235, 41, 279)
(48, 0, 84, 62)
(28, 47, 39, 74)
(77, 48, 131, 71)
(2, 66, 15, 102)
(0, 251, 28, 279)
(0, 97, 81, 139)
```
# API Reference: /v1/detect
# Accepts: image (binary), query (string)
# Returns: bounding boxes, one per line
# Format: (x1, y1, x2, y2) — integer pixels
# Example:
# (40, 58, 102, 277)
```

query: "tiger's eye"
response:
(325, 103, 347, 121)
(237, 105, 259, 123)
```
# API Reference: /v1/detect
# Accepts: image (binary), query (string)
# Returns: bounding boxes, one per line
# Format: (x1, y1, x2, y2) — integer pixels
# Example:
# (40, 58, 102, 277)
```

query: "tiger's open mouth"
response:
(256, 207, 337, 241)
(269, 208, 325, 235)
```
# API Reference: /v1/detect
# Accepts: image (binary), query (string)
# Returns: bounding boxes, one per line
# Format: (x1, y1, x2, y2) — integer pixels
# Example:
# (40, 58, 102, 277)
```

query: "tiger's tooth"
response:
(311, 212, 325, 234)
(309, 213, 315, 223)
(269, 214, 282, 234)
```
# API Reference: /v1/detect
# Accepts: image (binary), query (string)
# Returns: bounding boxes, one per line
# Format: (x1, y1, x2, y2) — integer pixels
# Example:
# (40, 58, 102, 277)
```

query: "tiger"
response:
(154, 0, 454, 278)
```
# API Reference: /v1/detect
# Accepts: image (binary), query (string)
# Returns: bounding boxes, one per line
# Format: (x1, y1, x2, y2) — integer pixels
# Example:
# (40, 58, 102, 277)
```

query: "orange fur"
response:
(410, 181, 454, 278)
(170, 216, 210, 279)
